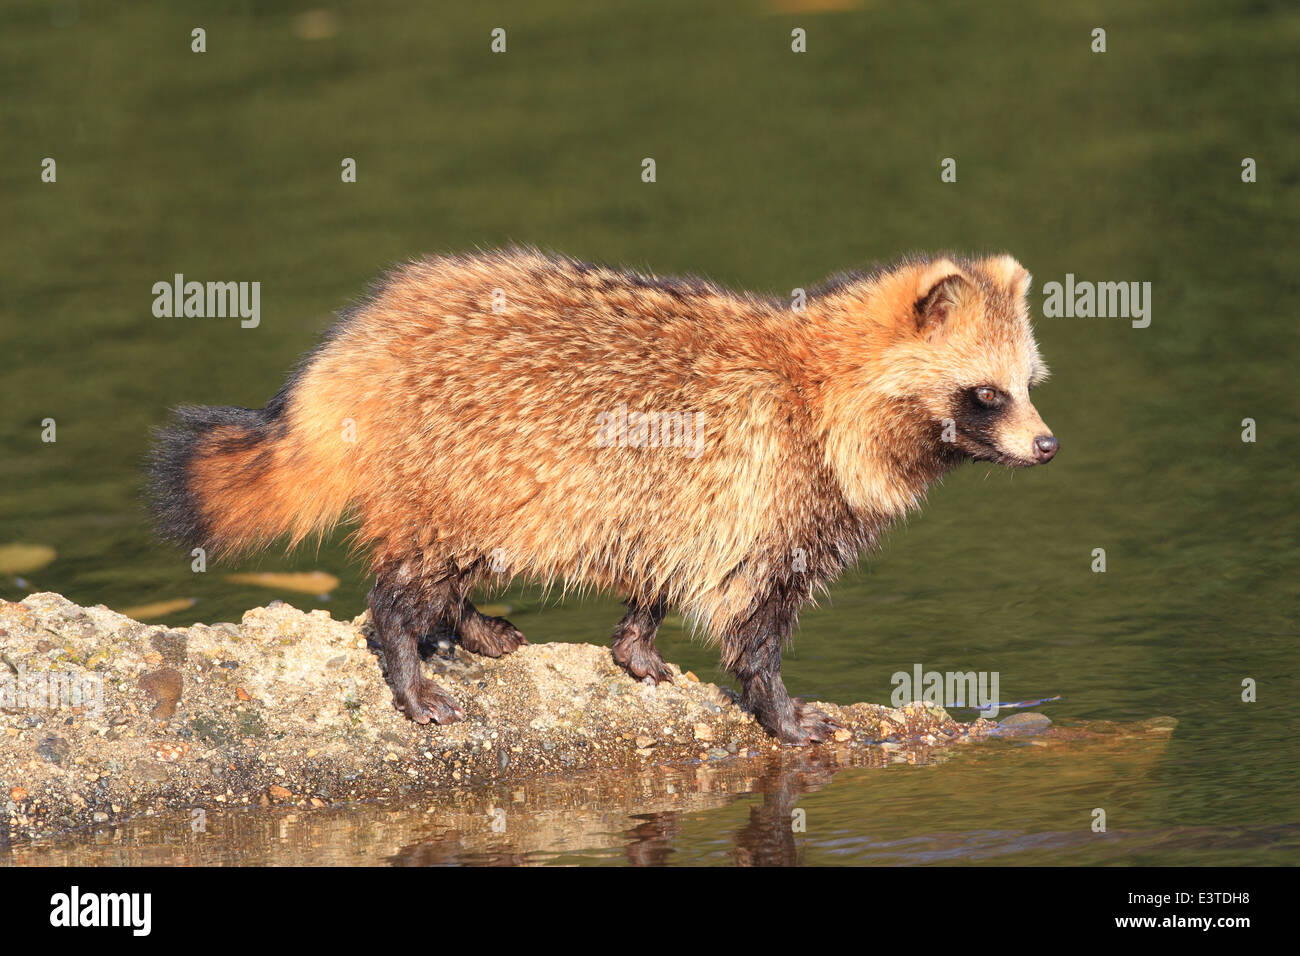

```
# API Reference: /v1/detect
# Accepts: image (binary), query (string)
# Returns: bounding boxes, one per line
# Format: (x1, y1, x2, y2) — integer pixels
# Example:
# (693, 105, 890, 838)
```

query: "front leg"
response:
(725, 585, 838, 745)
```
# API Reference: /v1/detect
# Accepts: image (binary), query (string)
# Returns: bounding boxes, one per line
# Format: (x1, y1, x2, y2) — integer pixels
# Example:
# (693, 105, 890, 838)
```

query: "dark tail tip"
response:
(145, 404, 266, 551)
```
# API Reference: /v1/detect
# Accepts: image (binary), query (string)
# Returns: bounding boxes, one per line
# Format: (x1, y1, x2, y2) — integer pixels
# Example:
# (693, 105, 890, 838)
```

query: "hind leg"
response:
(369, 564, 464, 725)
(441, 561, 527, 658)
(612, 598, 671, 684)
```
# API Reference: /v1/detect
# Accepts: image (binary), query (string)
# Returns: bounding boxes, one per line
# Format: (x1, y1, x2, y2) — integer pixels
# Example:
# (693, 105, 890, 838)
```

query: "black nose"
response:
(1033, 435, 1059, 462)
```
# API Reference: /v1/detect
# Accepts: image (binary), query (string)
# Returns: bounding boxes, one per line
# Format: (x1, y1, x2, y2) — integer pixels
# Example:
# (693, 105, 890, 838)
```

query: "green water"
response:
(1, 0, 1296, 865)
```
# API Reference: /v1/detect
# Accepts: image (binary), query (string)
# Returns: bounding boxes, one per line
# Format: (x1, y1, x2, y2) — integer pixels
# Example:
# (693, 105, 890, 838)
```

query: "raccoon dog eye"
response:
(974, 386, 1000, 407)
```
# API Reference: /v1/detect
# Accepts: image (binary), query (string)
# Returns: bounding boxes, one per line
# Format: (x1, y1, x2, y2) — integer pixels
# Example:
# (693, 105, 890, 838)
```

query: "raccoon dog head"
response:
(895, 255, 1057, 468)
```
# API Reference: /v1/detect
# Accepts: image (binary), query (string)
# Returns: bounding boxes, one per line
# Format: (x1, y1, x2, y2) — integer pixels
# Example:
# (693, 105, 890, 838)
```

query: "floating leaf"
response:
(120, 597, 197, 620)
(476, 603, 512, 617)
(226, 571, 340, 595)
(0, 543, 56, 575)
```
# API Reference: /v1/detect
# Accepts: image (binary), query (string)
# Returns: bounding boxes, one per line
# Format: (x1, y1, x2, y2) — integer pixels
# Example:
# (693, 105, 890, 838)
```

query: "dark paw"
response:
(396, 678, 465, 725)
(792, 699, 840, 744)
(458, 614, 528, 658)
(763, 700, 841, 746)
(612, 638, 673, 684)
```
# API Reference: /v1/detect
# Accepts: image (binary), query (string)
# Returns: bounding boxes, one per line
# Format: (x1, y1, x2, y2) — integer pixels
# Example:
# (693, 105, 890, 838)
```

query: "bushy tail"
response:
(146, 390, 353, 557)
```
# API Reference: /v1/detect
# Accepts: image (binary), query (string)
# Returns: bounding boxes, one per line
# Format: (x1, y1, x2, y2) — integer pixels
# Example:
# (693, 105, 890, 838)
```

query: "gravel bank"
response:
(0, 593, 994, 844)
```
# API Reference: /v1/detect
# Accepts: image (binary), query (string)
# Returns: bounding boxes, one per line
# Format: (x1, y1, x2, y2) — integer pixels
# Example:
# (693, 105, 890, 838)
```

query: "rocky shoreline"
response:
(0, 593, 995, 845)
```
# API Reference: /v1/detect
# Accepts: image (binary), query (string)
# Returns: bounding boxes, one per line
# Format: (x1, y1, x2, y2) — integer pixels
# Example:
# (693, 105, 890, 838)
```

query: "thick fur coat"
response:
(148, 249, 1056, 743)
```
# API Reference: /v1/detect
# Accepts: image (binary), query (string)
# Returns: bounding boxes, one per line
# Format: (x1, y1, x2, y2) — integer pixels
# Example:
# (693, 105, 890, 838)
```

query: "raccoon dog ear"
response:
(984, 254, 1032, 299)
(914, 260, 970, 340)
